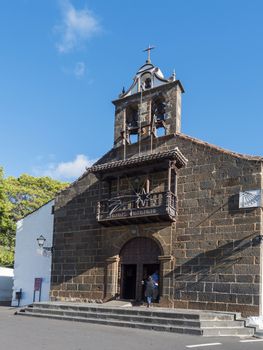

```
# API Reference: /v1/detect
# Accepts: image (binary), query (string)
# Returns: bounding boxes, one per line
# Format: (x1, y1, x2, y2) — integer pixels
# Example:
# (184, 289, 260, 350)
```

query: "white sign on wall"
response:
(239, 190, 262, 208)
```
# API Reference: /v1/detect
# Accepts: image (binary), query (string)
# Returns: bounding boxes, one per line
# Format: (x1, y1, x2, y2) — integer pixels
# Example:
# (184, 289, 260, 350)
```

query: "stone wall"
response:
(51, 133, 262, 316)
(51, 172, 104, 301)
(168, 135, 262, 316)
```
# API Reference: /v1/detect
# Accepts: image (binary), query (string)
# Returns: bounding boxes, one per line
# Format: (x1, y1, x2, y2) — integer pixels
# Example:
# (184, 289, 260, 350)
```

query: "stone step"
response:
(24, 307, 246, 329)
(17, 311, 204, 335)
(16, 302, 255, 337)
(202, 327, 255, 337)
(31, 302, 236, 321)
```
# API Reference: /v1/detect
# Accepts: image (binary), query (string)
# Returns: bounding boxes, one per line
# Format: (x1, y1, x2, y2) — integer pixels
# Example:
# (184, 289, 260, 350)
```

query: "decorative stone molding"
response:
(106, 256, 120, 263)
(105, 255, 120, 299)
(158, 255, 174, 262)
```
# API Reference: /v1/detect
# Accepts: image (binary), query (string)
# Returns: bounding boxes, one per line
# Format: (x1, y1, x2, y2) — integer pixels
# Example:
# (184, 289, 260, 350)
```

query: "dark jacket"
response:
(144, 279, 155, 297)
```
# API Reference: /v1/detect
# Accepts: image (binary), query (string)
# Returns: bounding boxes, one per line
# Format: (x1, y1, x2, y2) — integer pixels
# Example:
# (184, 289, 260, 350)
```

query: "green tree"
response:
(0, 167, 14, 266)
(4, 174, 68, 221)
(0, 170, 68, 267)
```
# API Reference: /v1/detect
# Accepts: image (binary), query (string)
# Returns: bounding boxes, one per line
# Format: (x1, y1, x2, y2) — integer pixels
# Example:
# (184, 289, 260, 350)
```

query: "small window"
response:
(152, 97, 166, 123)
(126, 105, 139, 130)
(156, 126, 166, 137)
(144, 78, 152, 89)
(129, 133, 138, 144)
(126, 104, 139, 144)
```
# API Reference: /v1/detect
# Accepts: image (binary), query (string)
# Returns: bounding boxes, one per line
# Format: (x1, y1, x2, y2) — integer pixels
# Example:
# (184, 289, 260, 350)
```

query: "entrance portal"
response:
(119, 237, 161, 301)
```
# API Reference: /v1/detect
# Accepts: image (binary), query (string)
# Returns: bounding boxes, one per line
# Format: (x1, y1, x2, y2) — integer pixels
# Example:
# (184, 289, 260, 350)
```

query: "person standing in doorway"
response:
(151, 270, 159, 302)
(144, 276, 155, 308)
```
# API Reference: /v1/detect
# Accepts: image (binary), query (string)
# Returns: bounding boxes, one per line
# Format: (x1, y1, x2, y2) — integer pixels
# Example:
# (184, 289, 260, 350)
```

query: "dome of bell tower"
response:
(119, 46, 176, 98)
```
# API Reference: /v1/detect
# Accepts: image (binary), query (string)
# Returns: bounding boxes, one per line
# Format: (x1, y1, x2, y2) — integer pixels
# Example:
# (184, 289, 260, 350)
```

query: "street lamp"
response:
(37, 235, 53, 253)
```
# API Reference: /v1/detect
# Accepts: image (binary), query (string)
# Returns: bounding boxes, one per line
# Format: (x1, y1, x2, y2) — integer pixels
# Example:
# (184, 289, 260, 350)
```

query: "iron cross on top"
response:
(143, 45, 155, 63)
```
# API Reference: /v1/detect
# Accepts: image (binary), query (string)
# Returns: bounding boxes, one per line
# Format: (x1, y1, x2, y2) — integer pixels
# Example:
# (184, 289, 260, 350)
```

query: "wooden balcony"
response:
(97, 191, 176, 226)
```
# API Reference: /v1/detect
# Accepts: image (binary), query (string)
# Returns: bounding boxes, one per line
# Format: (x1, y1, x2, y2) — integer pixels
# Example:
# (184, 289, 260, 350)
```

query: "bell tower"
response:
(112, 47, 184, 149)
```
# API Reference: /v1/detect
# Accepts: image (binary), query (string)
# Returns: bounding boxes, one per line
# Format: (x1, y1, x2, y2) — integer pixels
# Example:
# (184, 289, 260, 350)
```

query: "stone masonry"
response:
(51, 133, 262, 316)
(51, 59, 263, 317)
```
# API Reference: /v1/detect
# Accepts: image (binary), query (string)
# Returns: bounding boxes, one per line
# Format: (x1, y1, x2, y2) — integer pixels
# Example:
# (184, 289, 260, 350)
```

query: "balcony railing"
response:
(97, 191, 176, 226)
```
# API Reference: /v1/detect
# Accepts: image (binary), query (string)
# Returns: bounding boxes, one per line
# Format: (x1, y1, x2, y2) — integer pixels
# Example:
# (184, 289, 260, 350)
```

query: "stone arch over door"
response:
(119, 237, 162, 301)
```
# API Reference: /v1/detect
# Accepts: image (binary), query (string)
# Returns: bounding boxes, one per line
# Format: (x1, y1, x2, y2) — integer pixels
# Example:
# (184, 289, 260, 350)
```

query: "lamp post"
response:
(37, 235, 53, 253)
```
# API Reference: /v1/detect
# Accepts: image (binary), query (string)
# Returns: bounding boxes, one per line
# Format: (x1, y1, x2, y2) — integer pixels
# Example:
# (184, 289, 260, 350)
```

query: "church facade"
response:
(51, 54, 263, 317)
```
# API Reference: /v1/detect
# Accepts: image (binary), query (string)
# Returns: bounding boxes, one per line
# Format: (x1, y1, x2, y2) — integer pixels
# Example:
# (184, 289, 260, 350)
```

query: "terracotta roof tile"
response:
(86, 148, 188, 174)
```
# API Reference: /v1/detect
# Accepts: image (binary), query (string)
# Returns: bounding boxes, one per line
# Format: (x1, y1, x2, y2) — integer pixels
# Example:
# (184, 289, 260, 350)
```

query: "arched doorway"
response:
(119, 237, 162, 301)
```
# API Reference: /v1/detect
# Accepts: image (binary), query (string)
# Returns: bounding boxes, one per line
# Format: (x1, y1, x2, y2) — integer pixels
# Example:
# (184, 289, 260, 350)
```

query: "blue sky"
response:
(0, 0, 263, 181)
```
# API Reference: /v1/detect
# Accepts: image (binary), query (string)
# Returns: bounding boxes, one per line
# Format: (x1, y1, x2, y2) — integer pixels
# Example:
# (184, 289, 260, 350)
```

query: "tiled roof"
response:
(86, 148, 188, 174)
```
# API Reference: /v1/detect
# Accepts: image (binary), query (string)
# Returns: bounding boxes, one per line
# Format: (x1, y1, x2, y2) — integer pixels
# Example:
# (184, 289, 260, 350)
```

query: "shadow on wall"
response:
(173, 233, 260, 285)
(171, 193, 260, 300)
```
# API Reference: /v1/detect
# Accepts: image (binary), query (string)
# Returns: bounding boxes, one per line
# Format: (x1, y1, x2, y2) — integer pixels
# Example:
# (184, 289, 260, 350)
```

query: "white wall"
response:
(0, 267, 14, 304)
(11, 200, 54, 307)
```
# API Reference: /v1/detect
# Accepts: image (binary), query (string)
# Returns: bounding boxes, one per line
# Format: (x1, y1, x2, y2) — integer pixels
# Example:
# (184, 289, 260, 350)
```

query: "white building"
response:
(11, 200, 54, 307)
(0, 267, 14, 305)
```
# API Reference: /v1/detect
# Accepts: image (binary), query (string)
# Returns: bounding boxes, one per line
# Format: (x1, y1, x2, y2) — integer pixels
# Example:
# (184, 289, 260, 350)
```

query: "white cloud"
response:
(74, 61, 86, 77)
(55, 0, 100, 53)
(33, 154, 96, 181)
